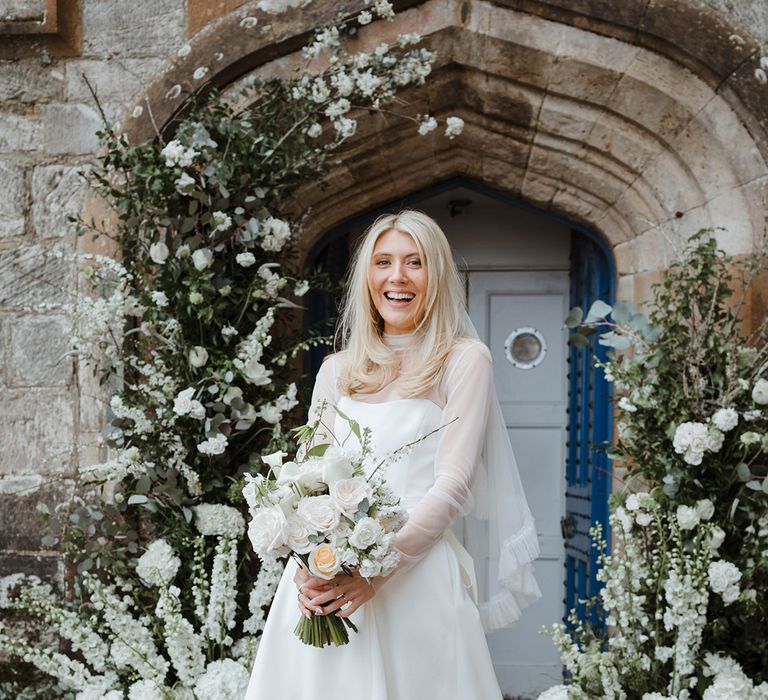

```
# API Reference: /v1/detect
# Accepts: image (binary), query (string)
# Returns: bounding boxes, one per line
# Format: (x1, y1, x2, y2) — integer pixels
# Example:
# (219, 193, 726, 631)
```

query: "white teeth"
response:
(385, 292, 414, 300)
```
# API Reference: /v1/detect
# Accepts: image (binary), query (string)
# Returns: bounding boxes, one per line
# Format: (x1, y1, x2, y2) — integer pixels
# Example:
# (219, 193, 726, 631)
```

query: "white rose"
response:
(349, 517, 383, 549)
(635, 512, 652, 527)
(188, 400, 205, 420)
(330, 477, 374, 518)
(708, 526, 726, 552)
(704, 427, 724, 453)
(380, 550, 400, 575)
(149, 241, 169, 264)
(241, 358, 272, 386)
(625, 494, 641, 511)
(297, 496, 340, 534)
(197, 434, 228, 455)
(358, 558, 382, 578)
(189, 346, 208, 368)
(711, 407, 738, 432)
(672, 421, 709, 465)
(708, 560, 742, 596)
(247, 506, 288, 556)
(308, 544, 342, 580)
(676, 504, 700, 530)
(321, 446, 354, 486)
(173, 387, 195, 416)
(236, 252, 256, 267)
(282, 514, 314, 554)
(192, 248, 213, 271)
(696, 499, 715, 521)
(752, 378, 768, 405)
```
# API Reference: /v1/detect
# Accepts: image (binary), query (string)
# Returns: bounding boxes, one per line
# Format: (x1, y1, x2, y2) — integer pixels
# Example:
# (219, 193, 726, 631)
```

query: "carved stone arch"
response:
(120, 0, 768, 294)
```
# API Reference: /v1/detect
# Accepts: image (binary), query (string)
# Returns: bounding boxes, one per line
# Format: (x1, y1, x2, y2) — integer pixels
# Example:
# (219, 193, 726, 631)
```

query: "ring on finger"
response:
(340, 600, 352, 611)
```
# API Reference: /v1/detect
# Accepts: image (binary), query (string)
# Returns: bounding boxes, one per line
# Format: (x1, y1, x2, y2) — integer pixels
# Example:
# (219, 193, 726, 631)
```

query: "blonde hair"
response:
(335, 209, 471, 397)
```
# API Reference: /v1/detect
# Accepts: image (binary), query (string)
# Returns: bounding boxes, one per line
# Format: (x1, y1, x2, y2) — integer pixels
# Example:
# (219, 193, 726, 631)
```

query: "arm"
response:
(297, 353, 339, 460)
(374, 341, 494, 588)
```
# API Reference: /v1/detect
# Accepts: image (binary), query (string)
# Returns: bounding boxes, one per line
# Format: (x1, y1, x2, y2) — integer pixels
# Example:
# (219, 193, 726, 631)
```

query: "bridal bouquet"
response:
(243, 402, 442, 647)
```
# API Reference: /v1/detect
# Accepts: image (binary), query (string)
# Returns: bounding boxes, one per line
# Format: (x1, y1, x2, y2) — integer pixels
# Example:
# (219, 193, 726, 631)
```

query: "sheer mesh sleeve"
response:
(374, 341, 493, 588)
(300, 354, 339, 457)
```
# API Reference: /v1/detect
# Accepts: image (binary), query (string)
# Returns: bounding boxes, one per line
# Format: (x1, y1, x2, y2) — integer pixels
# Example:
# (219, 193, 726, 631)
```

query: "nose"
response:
(388, 261, 407, 282)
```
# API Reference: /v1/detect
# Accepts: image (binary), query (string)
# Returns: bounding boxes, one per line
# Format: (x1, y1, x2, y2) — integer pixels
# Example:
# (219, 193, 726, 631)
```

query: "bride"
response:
(245, 209, 541, 699)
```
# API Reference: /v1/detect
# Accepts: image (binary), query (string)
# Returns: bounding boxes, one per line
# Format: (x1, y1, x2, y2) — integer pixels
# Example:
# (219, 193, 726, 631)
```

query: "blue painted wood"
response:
(565, 230, 614, 631)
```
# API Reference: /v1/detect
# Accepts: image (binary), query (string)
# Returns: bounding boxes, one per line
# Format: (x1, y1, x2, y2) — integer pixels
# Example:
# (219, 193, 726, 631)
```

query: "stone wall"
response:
(0, 0, 767, 587)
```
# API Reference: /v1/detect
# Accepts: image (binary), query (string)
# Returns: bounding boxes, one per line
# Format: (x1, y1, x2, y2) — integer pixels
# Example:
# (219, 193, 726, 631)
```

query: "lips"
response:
(384, 291, 415, 305)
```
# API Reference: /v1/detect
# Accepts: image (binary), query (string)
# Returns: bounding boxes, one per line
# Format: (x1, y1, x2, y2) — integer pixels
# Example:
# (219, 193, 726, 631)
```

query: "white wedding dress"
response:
(245, 332, 504, 699)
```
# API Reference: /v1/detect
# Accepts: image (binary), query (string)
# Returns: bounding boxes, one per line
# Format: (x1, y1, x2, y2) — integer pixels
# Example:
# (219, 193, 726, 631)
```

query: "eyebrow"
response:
(372, 252, 421, 259)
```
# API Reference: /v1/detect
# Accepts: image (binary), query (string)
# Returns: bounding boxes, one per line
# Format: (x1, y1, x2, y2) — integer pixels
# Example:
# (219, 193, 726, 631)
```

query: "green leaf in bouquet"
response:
(306, 443, 331, 457)
(610, 300, 636, 324)
(737, 462, 752, 481)
(354, 499, 370, 522)
(135, 474, 151, 494)
(235, 419, 254, 430)
(127, 494, 148, 504)
(598, 331, 632, 350)
(332, 404, 361, 440)
(762, 477, 768, 495)
(584, 299, 612, 323)
(745, 480, 762, 491)
(564, 306, 583, 328)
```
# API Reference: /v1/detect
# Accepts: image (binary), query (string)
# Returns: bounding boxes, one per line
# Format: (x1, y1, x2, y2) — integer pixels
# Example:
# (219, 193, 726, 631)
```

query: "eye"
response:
(408, 259, 421, 267)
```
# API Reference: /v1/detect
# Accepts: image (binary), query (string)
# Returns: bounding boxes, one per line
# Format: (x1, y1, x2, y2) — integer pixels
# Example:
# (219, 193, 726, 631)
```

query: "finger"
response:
(334, 598, 357, 618)
(318, 594, 350, 615)
(296, 594, 312, 619)
(307, 587, 350, 607)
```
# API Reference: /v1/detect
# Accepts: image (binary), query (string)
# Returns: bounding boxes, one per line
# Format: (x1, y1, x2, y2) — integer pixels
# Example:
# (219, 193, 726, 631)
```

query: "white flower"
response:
(259, 404, 282, 424)
(705, 427, 725, 452)
(418, 116, 437, 135)
(708, 526, 726, 552)
(618, 396, 637, 412)
(752, 378, 768, 404)
(173, 387, 199, 416)
(373, 0, 395, 19)
(676, 504, 700, 530)
(310, 78, 330, 103)
(711, 407, 738, 432)
(176, 243, 191, 259)
(742, 409, 762, 422)
(358, 10, 373, 24)
(260, 217, 292, 252)
(193, 66, 209, 81)
(615, 505, 633, 532)
(282, 514, 314, 554)
(740, 431, 762, 446)
(445, 116, 464, 139)
(696, 499, 715, 521)
(306, 123, 322, 138)
(150, 291, 168, 307)
(221, 325, 238, 339)
(355, 69, 381, 96)
(625, 494, 641, 511)
(174, 171, 196, 196)
(241, 358, 272, 385)
(294, 280, 310, 296)
(330, 477, 373, 518)
(635, 512, 652, 527)
(236, 252, 256, 267)
(212, 211, 231, 232)
(672, 421, 709, 465)
(247, 506, 288, 556)
(349, 517, 383, 549)
(641, 694, 676, 700)
(333, 117, 357, 139)
(136, 539, 180, 587)
(321, 446, 355, 485)
(161, 139, 197, 168)
(192, 248, 213, 270)
(194, 659, 249, 700)
(261, 450, 286, 469)
(197, 434, 228, 456)
(189, 346, 208, 368)
(537, 686, 570, 700)
(149, 241, 169, 264)
(359, 558, 382, 578)
(189, 291, 204, 305)
(325, 98, 351, 119)
(128, 680, 168, 700)
(296, 495, 341, 534)
(193, 503, 245, 537)
(708, 560, 741, 605)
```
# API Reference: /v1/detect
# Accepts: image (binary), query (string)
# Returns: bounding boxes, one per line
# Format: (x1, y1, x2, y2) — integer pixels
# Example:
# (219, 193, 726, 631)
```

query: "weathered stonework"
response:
(0, 161, 26, 238)
(31, 164, 86, 239)
(7, 314, 74, 387)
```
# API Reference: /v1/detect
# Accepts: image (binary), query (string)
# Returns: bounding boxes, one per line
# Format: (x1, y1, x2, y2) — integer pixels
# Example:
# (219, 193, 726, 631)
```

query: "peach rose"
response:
(308, 543, 343, 580)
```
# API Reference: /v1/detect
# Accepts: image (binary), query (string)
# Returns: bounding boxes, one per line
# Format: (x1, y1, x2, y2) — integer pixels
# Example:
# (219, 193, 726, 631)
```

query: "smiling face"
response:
(368, 228, 428, 335)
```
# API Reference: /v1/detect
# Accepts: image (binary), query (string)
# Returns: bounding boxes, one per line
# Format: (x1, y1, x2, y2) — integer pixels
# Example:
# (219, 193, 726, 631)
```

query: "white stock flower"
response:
(150, 291, 168, 307)
(247, 506, 288, 556)
(349, 517, 383, 549)
(149, 242, 169, 264)
(236, 251, 256, 267)
(197, 434, 228, 455)
(211, 211, 231, 232)
(711, 407, 738, 432)
(136, 539, 181, 587)
(297, 495, 341, 534)
(676, 504, 700, 530)
(330, 477, 373, 518)
(193, 503, 245, 537)
(445, 116, 464, 139)
(708, 560, 742, 605)
(189, 345, 208, 367)
(672, 421, 709, 465)
(194, 659, 249, 700)
(696, 499, 715, 521)
(752, 378, 768, 404)
(192, 248, 213, 270)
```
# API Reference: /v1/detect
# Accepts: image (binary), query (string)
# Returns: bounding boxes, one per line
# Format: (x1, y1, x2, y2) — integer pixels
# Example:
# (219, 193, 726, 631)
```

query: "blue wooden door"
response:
(564, 230, 614, 629)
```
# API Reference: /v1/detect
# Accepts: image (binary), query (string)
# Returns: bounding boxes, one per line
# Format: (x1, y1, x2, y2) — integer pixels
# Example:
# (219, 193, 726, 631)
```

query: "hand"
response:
(305, 568, 376, 619)
(294, 562, 334, 619)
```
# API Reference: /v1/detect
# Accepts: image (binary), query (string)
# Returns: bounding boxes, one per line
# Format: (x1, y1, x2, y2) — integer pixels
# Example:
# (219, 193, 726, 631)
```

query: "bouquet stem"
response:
(293, 607, 359, 647)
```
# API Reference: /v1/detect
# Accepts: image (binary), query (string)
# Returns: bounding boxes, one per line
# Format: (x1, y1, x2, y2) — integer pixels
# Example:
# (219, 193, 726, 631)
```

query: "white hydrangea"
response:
(136, 539, 181, 587)
(711, 407, 738, 432)
(193, 504, 245, 538)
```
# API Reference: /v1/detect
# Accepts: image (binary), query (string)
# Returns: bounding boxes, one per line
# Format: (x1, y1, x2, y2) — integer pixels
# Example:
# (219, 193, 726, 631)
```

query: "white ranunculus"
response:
(241, 358, 272, 386)
(149, 241, 169, 264)
(189, 346, 208, 368)
(173, 387, 196, 416)
(672, 421, 709, 465)
(321, 446, 354, 486)
(711, 407, 738, 432)
(330, 477, 373, 518)
(696, 498, 715, 521)
(282, 514, 314, 554)
(192, 248, 213, 271)
(676, 504, 700, 530)
(349, 517, 383, 549)
(296, 495, 340, 534)
(197, 434, 228, 456)
(358, 558, 382, 578)
(236, 252, 256, 267)
(752, 378, 768, 404)
(247, 505, 288, 556)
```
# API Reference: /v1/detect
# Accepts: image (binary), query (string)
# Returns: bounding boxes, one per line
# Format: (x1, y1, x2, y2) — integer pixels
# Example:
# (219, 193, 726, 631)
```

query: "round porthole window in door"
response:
(504, 326, 547, 369)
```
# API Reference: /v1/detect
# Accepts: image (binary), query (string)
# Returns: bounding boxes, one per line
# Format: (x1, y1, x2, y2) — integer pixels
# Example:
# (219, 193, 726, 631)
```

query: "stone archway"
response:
(121, 0, 768, 313)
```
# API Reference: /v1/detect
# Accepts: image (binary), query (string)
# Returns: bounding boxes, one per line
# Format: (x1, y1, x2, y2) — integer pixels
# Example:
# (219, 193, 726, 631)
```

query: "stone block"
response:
(0, 388, 75, 475)
(0, 60, 64, 102)
(32, 165, 86, 240)
(0, 243, 75, 309)
(0, 161, 26, 238)
(0, 479, 74, 551)
(586, 111, 665, 175)
(81, 0, 186, 57)
(705, 186, 759, 257)
(0, 552, 59, 582)
(0, 110, 40, 152)
(43, 103, 101, 155)
(7, 314, 74, 387)
(639, 147, 708, 217)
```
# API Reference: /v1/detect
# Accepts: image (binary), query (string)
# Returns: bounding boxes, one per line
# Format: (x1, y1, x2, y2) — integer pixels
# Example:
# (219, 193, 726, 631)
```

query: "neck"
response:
(382, 329, 417, 351)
